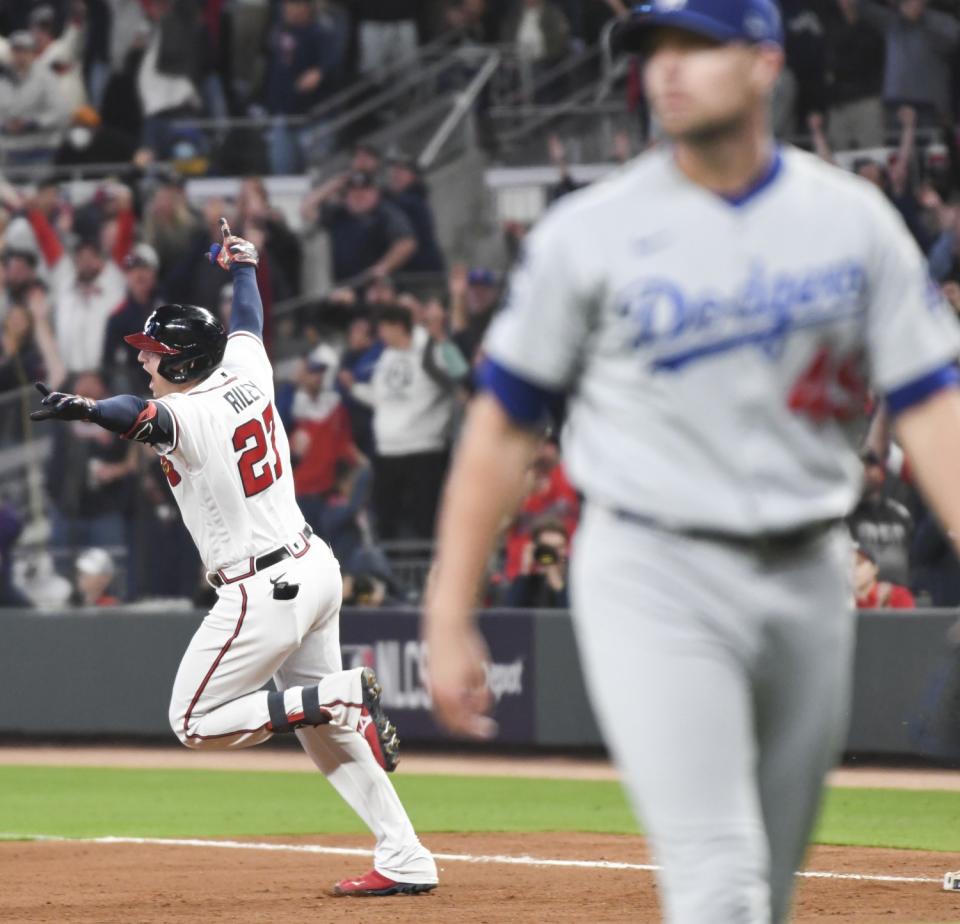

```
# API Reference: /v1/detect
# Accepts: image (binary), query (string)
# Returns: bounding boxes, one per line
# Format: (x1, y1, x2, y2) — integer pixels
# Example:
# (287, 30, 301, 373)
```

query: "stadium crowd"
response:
(1, 0, 960, 610)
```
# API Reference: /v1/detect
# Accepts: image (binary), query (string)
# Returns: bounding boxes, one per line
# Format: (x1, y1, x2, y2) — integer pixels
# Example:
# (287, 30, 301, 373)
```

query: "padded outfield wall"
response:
(2, 608, 959, 760)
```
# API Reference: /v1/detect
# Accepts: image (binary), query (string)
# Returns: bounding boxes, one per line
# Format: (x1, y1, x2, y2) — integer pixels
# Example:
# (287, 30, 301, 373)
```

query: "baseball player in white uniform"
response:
(424, 1, 960, 921)
(32, 223, 438, 898)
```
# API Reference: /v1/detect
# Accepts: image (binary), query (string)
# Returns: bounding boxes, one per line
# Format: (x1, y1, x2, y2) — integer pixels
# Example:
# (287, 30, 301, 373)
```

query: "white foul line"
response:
(1, 834, 944, 885)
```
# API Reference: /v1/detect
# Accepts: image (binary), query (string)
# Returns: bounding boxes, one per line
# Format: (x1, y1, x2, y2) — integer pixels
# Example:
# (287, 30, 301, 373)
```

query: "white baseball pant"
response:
(168, 537, 436, 884)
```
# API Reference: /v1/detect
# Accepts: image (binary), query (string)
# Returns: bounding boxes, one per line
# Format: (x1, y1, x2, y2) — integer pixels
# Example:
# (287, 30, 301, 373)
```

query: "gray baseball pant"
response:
(570, 506, 856, 923)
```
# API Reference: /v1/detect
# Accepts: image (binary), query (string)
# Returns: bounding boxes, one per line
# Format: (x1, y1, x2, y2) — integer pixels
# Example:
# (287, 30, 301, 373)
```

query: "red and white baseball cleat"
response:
(332, 868, 438, 897)
(359, 667, 400, 773)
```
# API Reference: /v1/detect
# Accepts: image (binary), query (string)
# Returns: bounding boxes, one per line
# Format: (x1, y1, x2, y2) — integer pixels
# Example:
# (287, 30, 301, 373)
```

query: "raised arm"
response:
(228, 264, 264, 338)
(210, 222, 263, 337)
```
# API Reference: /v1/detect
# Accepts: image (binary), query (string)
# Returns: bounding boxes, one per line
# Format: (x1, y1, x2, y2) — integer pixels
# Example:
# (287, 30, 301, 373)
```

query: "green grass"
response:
(1, 766, 959, 852)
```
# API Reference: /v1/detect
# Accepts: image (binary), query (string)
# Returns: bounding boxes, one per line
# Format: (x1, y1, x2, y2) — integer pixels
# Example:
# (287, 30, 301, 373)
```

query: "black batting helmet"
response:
(124, 304, 227, 384)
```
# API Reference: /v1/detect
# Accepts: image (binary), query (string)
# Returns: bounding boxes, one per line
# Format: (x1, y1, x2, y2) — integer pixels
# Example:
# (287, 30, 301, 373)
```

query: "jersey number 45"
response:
(788, 346, 867, 424)
(233, 404, 283, 497)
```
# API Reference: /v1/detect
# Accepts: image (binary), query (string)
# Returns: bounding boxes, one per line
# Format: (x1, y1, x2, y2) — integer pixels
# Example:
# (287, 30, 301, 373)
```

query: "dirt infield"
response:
(2, 834, 959, 923)
(3, 747, 960, 922)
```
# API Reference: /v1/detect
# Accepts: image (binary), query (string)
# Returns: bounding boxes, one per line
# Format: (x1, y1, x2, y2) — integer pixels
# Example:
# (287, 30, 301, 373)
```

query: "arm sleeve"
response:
(93, 395, 176, 445)
(863, 187, 960, 408)
(111, 206, 135, 266)
(927, 229, 955, 282)
(229, 264, 264, 338)
(25, 208, 63, 267)
(382, 202, 416, 244)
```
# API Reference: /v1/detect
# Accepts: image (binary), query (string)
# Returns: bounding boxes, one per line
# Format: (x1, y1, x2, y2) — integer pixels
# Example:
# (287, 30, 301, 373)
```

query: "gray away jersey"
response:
(483, 145, 960, 533)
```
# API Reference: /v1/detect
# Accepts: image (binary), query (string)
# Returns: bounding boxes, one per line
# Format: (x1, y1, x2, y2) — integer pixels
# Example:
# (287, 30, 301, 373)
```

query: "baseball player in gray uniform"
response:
(423, 1, 960, 921)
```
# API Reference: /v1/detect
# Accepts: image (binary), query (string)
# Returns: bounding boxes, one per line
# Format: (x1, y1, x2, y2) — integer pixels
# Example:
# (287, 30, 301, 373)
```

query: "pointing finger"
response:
(34, 382, 50, 397)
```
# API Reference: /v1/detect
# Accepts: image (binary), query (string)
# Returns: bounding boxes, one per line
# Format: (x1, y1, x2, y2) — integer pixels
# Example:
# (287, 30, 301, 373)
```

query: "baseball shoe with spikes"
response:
(332, 869, 438, 897)
(358, 667, 400, 773)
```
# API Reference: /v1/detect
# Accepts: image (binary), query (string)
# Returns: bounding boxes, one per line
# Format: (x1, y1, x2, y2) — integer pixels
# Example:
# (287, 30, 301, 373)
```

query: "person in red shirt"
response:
(502, 436, 579, 581)
(290, 344, 357, 531)
(854, 543, 915, 609)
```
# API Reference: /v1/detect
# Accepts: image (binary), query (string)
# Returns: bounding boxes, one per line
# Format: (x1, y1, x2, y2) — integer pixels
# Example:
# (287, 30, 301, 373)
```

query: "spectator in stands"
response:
(386, 154, 446, 275)
(502, 0, 571, 68)
(0, 283, 63, 394)
(351, 142, 382, 177)
(422, 295, 471, 389)
(27, 184, 134, 372)
(338, 313, 382, 456)
(72, 547, 120, 607)
(445, 0, 492, 44)
(355, 0, 419, 79)
(848, 449, 914, 586)
(339, 304, 457, 540)
(502, 517, 571, 608)
(1, 248, 40, 309)
(236, 176, 302, 301)
(313, 170, 418, 284)
(853, 543, 915, 609)
(317, 457, 399, 595)
(342, 571, 390, 607)
(142, 172, 203, 284)
(856, 0, 960, 125)
(290, 343, 357, 531)
(780, 0, 827, 135)
(102, 243, 160, 394)
(0, 30, 68, 166)
(264, 0, 339, 174)
(925, 185, 960, 284)
(137, 0, 204, 158)
(823, 0, 885, 149)
(911, 505, 960, 606)
(363, 275, 397, 307)
(30, 3, 87, 114)
(502, 436, 578, 581)
(41, 229, 129, 374)
(450, 264, 500, 365)
(44, 370, 137, 554)
(0, 501, 28, 607)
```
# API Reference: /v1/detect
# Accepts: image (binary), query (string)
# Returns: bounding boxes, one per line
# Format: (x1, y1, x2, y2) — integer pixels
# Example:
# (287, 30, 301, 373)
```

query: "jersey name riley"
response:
(222, 379, 266, 413)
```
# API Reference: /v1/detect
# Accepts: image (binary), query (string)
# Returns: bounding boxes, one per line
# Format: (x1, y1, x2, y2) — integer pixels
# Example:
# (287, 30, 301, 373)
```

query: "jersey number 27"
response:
(233, 405, 283, 497)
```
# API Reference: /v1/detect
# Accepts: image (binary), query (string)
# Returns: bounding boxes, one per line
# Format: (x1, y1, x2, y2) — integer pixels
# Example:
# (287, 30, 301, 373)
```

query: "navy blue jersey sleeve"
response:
(229, 264, 264, 338)
(94, 395, 176, 445)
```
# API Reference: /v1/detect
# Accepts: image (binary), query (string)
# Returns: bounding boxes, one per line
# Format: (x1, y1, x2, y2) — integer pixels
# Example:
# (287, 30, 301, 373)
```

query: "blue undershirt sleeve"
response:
(229, 264, 264, 337)
(94, 395, 175, 445)
(476, 358, 565, 427)
(885, 363, 960, 415)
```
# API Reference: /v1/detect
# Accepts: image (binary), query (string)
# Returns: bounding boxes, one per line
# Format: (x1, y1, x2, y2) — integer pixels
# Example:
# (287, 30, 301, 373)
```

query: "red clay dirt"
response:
(2, 833, 959, 923)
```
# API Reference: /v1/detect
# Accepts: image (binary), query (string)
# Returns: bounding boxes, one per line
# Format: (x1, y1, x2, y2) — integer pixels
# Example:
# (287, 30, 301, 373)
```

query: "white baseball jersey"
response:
(484, 145, 960, 533)
(154, 331, 306, 571)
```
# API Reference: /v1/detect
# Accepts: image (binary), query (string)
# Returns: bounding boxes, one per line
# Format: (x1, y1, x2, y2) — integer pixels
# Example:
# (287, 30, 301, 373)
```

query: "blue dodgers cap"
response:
(614, 0, 783, 52)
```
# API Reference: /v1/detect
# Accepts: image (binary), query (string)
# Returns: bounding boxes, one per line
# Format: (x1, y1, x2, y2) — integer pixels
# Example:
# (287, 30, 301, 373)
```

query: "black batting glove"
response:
(29, 382, 97, 422)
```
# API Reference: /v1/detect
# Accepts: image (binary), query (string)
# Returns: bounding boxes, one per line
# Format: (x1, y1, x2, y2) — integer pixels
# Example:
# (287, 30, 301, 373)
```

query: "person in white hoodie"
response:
(340, 303, 465, 540)
(30, 4, 88, 115)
